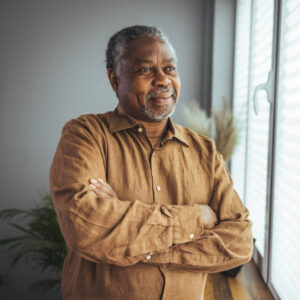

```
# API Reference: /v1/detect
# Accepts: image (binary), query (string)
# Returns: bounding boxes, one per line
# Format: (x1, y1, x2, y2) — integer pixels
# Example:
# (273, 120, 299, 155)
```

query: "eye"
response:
(164, 66, 176, 72)
(138, 67, 153, 73)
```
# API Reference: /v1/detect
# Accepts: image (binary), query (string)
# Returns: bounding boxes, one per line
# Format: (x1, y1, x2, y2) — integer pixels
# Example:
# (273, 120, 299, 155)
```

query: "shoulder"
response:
(62, 111, 113, 135)
(58, 112, 115, 150)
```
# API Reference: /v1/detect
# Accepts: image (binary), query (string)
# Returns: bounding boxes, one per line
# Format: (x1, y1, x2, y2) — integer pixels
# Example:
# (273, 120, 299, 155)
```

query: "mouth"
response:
(150, 94, 173, 101)
(149, 97, 173, 107)
(147, 92, 175, 105)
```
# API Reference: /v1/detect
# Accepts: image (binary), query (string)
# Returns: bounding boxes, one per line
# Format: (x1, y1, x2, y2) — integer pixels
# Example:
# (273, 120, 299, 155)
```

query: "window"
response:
(232, 0, 275, 259)
(231, 0, 251, 200)
(231, 0, 300, 299)
(270, 0, 300, 298)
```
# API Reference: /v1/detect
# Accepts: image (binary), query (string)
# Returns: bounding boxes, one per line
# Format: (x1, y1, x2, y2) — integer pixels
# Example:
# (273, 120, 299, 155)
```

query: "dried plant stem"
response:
(183, 99, 239, 161)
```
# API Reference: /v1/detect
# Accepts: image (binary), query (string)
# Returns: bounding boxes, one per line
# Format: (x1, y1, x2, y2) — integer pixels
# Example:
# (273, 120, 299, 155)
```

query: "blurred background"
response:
(0, 0, 299, 299)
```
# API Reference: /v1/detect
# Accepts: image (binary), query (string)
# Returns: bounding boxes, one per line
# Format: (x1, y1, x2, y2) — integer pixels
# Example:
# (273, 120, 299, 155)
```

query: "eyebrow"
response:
(134, 58, 176, 64)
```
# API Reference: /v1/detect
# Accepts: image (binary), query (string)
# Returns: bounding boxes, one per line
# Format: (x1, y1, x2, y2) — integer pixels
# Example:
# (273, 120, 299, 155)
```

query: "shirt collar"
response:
(108, 107, 189, 147)
(167, 119, 190, 147)
(108, 108, 138, 133)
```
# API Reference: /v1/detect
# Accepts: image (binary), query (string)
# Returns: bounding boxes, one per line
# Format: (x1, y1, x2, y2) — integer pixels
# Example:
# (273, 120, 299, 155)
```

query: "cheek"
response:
(118, 74, 151, 102)
(119, 77, 132, 93)
(132, 81, 150, 100)
(174, 76, 181, 90)
(174, 78, 181, 98)
(118, 82, 146, 107)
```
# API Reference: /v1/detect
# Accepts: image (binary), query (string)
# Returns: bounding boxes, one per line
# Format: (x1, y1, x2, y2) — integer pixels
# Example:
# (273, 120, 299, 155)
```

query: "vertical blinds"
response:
(270, 0, 300, 298)
(231, 0, 251, 200)
(244, 0, 274, 257)
(232, 0, 274, 257)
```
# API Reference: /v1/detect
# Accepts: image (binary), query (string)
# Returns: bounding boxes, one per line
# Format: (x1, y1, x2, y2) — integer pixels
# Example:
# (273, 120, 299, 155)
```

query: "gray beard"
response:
(143, 101, 176, 121)
(143, 88, 177, 121)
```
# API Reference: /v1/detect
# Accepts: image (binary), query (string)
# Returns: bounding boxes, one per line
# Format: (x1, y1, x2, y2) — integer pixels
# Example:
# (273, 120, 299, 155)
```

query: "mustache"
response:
(146, 87, 176, 99)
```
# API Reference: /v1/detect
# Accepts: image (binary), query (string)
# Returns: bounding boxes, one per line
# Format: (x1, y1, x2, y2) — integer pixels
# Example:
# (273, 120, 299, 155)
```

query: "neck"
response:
(117, 104, 168, 147)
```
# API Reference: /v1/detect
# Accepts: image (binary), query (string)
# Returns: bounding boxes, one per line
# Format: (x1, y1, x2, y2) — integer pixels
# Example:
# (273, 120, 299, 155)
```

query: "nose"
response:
(153, 69, 171, 87)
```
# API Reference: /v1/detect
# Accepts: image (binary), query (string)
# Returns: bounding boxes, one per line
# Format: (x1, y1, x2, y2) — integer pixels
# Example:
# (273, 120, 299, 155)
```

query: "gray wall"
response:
(211, 0, 236, 110)
(0, 0, 235, 299)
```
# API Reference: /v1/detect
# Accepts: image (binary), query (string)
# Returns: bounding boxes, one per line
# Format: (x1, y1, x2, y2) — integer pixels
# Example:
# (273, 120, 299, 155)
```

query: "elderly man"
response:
(50, 25, 253, 300)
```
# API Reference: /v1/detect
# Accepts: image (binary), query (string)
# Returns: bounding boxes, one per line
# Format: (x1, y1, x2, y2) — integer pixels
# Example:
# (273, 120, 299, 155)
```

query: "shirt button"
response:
(189, 233, 195, 239)
(156, 186, 161, 191)
(138, 127, 143, 133)
(145, 254, 152, 260)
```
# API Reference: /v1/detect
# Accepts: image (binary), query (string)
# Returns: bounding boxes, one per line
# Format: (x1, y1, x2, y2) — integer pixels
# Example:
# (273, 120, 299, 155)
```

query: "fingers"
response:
(89, 178, 108, 189)
(88, 178, 118, 199)
(89, 178, 98, 189)
(200, 204, 218, 229)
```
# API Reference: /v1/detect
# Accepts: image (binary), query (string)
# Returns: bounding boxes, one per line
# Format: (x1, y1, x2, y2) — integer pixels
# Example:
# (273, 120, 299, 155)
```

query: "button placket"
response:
(150, 148, 160, 195)
(150, 147, 163, 202)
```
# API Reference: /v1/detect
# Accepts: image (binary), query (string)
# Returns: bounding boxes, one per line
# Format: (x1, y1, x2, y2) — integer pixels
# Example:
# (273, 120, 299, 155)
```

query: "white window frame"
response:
(231, 1, 285, 299)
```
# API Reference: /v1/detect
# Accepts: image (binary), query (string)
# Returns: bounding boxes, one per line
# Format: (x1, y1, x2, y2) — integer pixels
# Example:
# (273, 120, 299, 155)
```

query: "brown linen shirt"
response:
(50, 108, 253, 300)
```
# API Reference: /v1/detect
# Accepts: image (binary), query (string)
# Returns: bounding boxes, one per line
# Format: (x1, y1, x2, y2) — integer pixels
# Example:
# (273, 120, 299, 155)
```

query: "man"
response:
(50, 25, 253, 300)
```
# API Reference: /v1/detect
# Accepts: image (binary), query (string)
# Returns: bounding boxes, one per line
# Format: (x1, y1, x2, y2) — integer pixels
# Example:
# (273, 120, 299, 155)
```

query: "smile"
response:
(148, 96, 173, 105)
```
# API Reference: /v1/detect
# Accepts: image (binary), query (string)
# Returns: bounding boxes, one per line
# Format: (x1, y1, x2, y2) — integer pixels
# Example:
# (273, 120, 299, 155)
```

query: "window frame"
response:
(231, 1, 285, 299)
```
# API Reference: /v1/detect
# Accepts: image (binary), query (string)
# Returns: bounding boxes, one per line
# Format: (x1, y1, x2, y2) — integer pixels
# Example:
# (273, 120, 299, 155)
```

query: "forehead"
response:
(124, 36, 176, 62)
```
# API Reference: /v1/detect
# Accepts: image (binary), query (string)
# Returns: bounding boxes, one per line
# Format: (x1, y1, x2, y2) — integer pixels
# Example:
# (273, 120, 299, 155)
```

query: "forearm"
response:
(141, 147, 254, 272)
(51, 180, 205, 266)
(141, 218, 253, 272)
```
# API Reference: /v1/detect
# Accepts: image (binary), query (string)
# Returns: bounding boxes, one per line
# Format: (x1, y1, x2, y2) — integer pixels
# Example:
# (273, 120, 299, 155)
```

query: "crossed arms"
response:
(89, 178, 218, 231)
(50, 118, 253, 272)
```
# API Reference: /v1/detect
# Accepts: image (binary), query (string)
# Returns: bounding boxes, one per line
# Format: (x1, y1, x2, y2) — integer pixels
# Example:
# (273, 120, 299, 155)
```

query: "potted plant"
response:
(0, 191, 67, 295)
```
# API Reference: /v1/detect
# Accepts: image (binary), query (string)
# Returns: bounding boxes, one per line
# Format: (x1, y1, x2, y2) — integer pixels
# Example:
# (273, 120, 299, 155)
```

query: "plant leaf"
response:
(29, 278, 61, 295)
(0, 192, 67, 296)
(0, 209, 34, 222)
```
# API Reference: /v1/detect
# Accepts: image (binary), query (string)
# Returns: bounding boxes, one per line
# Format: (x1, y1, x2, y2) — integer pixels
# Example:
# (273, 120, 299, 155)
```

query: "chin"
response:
(144, 104, 176, 121)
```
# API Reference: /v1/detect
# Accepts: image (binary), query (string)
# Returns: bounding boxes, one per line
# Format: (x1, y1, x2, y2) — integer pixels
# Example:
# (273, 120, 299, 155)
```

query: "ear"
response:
(107, 69, 119, 93)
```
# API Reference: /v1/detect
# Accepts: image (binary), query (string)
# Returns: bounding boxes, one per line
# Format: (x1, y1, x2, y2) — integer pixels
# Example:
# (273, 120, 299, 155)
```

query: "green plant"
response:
(0, 192, 67, 295)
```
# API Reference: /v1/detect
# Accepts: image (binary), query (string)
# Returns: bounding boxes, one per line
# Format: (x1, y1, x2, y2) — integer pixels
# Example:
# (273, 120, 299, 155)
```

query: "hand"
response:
(89, 178, 118, 199)
(200, 204, 218, 229)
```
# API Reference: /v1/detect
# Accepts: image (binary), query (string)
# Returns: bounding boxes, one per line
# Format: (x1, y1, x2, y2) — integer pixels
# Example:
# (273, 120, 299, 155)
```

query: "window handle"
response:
(253, 69, 275, 115)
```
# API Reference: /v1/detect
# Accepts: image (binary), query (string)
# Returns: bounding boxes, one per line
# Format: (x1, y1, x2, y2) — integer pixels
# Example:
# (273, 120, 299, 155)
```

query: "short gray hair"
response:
(105, 25, 176, 73)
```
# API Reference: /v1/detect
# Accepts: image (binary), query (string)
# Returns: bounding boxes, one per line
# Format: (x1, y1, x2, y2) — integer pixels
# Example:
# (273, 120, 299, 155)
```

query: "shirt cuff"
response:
(168, 204, 204, 244)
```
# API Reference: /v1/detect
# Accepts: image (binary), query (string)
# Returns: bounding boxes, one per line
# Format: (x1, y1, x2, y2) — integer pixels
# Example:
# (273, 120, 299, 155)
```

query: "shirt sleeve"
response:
(50, 118, 204, 267)
(142, 145, 253, 273)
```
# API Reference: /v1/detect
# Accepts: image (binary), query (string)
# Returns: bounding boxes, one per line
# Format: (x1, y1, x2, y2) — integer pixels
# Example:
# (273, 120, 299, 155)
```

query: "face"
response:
(108, 36, 181, 122)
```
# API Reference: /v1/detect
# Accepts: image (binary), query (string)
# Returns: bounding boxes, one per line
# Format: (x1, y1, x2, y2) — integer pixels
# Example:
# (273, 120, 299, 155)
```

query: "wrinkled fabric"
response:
(50, 108, 253, 300)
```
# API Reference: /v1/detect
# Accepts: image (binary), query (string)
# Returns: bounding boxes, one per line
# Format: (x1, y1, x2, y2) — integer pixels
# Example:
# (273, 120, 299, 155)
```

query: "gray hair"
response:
(105, 25, 176, 74)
